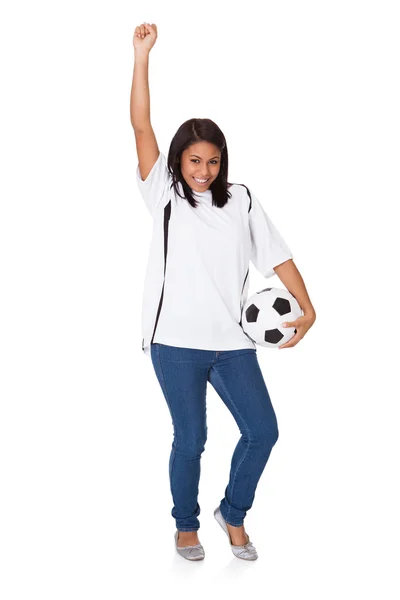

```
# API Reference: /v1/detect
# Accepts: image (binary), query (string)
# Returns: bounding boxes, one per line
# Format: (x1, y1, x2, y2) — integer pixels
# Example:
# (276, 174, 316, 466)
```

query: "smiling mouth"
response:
(193, 177, 210, 185)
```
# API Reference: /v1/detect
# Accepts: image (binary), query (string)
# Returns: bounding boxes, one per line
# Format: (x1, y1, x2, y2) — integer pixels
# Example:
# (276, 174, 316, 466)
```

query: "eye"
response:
(190, 159, 219, 164)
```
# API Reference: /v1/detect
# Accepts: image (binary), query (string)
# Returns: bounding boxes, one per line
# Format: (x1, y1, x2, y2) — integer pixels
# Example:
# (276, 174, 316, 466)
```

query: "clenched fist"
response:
(133, 22, 158, 53)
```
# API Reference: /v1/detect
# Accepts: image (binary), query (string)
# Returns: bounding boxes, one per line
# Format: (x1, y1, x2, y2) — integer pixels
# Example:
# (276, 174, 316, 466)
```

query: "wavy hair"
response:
(167, 118, 233, 209)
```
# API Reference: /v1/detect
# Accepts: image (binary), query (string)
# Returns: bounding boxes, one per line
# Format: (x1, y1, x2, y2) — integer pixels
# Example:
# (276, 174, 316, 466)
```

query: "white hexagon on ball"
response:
(241, 287, 303, 349)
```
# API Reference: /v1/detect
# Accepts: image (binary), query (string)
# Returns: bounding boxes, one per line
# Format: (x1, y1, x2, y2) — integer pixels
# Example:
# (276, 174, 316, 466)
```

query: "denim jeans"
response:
(150, 342, 279, 531)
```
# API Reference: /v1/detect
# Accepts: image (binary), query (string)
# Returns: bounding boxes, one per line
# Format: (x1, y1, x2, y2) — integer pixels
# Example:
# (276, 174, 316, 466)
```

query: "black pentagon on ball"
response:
(245, 304, 259, 323)
(273, 297, 291, 316)
(265, 329, 284, 344)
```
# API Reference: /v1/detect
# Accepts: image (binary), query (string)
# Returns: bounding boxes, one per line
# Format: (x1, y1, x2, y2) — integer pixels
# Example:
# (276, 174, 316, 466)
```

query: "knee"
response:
(271, 424, 279, 446)
(268, 423, 279, 447)
(174, 431, 207, 458)
(264, 416, 279, 446)
(251, 423, 279, 451)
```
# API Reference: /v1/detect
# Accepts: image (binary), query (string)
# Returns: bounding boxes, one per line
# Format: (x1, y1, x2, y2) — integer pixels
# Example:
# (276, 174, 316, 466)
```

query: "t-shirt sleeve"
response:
(136, 151, 171, 217)
(248, 188, 294, 278)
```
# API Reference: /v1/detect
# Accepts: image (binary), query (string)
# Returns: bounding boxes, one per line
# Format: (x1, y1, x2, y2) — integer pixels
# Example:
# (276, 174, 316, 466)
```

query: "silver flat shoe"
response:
(174, 530, 205, 561)
(213, 506, 258, 560)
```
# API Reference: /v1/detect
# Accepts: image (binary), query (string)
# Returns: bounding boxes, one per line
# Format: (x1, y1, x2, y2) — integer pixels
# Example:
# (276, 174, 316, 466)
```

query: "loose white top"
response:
(136, 151, 293, 357)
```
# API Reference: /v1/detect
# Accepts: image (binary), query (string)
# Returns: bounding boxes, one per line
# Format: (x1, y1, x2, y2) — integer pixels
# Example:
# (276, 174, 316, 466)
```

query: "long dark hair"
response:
(167, 118, 233, 209)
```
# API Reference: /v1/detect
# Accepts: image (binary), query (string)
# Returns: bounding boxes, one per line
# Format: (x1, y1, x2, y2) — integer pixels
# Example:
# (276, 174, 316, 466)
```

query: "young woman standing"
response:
(130, 22, 316, 561)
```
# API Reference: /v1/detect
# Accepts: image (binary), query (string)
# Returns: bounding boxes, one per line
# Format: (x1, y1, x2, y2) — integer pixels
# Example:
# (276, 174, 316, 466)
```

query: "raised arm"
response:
(131, 23, 160, 182)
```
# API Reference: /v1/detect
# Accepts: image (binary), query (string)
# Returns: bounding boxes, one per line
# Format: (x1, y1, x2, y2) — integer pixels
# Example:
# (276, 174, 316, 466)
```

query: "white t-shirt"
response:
(136, 151, 293, 358)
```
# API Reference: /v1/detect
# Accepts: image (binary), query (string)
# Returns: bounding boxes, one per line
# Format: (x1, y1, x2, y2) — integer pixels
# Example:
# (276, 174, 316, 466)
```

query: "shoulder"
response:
(228, 182, 250, 194)
(228, 182, 252, 211)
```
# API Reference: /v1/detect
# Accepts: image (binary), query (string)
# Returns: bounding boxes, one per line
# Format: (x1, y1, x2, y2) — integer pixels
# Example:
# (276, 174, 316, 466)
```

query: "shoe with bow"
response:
(213, 506, 258, 560)
(174, 530, 205, 561)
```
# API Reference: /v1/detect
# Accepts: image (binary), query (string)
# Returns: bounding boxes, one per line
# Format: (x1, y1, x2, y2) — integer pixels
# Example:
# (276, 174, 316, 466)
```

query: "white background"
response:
(1, 0, 399, 597)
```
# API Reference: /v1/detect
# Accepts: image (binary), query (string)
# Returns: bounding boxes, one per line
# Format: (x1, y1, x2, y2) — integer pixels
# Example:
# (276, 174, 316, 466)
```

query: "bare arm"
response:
(274, 259, 316, 318)
(130, 50, 151, 131)
(130, 23, 160, 181)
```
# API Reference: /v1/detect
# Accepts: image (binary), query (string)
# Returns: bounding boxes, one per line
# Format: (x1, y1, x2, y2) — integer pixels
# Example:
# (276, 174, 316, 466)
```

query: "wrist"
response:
(134, 48, 150, 61)
(304, 308, 316, 321)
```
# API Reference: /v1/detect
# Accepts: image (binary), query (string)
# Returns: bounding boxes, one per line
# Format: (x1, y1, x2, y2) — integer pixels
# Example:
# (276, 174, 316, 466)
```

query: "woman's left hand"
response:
(279, 312, 316, 349)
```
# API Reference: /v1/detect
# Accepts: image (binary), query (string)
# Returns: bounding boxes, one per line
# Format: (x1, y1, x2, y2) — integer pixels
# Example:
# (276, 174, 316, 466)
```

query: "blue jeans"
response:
(150, 343, 279, 531)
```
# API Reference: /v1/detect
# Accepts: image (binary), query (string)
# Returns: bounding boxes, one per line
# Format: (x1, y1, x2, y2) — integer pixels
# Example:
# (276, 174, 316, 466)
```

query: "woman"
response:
(131, 23, 316, 561)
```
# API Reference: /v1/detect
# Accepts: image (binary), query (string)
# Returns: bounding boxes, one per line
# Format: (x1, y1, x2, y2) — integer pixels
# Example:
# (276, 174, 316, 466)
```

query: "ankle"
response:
(177, 530, 199, 546)
(226, 523, 247, 545)
(178, 530, 199, 539)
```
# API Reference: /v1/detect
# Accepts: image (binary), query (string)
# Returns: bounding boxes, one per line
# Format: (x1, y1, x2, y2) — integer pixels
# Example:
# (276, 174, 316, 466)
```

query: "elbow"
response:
(130, 115, 152, 133)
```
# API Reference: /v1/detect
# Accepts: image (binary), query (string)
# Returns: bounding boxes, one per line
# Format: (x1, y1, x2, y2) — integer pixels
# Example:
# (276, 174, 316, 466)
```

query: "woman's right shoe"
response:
(213, 506, 258, 560)
(174, 530, 205, 561)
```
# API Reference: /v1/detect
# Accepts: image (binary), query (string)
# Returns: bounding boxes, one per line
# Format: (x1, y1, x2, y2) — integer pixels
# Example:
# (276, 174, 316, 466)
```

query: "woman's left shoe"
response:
(174, 530, 205, 561)
(213, 506, 258, 560)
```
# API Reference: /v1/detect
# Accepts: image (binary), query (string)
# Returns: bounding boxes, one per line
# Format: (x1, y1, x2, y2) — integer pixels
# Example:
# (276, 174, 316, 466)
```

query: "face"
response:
(180, 141, 221, 192)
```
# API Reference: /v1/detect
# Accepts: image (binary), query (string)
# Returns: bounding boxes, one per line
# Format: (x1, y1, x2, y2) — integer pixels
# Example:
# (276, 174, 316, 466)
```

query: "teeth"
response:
(194, 177, 209, 183)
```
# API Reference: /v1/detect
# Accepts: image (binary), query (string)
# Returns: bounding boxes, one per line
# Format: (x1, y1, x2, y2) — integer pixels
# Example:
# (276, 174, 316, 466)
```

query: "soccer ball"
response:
(241, 287, 303, 349)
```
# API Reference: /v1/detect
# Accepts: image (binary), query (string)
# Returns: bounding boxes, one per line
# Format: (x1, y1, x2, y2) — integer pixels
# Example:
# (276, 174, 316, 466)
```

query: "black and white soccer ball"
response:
(241, 287, 303, 349)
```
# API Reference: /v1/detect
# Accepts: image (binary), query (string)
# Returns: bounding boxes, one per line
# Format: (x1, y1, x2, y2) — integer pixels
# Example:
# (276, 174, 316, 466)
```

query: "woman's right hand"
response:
(133, 22, 158, 53)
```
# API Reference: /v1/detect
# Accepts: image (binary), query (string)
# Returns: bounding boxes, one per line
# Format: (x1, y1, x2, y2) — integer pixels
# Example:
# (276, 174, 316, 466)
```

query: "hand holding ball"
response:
(241, 287, 303, 349)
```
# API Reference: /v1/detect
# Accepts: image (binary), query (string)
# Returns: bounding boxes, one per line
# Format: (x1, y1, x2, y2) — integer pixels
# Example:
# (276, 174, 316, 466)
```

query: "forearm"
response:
(273, 259, 316, 316)
(130, 50, 151, 130)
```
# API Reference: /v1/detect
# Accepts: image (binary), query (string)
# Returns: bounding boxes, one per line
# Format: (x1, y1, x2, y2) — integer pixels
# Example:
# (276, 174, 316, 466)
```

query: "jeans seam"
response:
(212, 365, 251, 525)
(155, 343, 175, 423)
(155, 344, 178, 494)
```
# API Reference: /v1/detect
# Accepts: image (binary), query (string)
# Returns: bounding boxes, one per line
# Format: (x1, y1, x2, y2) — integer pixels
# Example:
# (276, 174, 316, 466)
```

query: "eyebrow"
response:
(190, 154, 220, 159)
